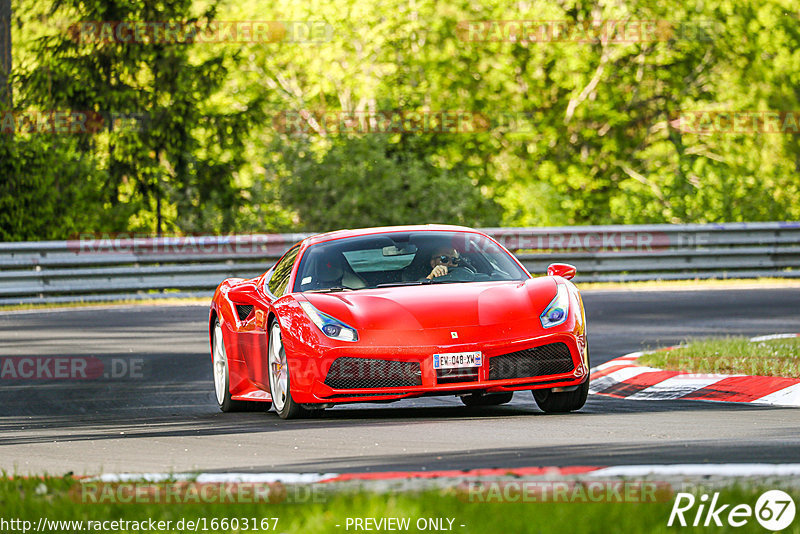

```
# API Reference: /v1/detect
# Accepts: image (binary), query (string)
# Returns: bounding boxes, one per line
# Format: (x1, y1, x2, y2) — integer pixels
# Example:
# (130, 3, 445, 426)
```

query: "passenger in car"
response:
(315, 253, 367, 289)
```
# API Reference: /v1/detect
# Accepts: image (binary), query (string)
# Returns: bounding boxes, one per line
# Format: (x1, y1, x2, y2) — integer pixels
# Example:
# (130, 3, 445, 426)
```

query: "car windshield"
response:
(292, 231, 529, 292)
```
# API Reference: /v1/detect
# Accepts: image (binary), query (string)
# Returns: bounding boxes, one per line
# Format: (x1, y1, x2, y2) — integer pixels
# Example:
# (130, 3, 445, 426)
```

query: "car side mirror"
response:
(547, 263, 576, 280)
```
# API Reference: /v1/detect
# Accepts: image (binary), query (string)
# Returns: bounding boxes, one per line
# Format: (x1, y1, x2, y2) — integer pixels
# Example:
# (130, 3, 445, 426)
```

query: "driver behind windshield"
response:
(425, 247, 462, 280)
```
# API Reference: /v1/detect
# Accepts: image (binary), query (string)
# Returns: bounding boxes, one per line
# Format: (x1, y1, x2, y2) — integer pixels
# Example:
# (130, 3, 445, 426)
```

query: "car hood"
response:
(302, 278, 558, 330)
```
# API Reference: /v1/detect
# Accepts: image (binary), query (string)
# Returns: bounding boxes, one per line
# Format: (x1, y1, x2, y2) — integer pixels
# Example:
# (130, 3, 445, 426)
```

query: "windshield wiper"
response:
(305, 286, 356, 293)
(375, 280, 431, 288)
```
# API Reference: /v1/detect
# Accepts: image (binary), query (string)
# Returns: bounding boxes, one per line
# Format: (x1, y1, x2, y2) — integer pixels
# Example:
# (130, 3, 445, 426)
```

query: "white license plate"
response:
(433, 351, 483, 370)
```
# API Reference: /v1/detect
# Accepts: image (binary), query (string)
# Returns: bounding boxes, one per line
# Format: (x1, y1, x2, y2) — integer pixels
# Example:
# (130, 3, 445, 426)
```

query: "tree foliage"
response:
(271, 135, 502, 230)
(9, 0, 264, 236)
(0, 135, 105, 240)
(1, 0, 799, 240)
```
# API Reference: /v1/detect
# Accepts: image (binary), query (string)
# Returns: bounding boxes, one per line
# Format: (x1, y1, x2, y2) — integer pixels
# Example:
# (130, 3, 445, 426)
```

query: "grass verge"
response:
(638, 336, 800, 378)
(2, 476, 799, 534)
(578, 277, 800, 292)
(0, 297, 209, 312)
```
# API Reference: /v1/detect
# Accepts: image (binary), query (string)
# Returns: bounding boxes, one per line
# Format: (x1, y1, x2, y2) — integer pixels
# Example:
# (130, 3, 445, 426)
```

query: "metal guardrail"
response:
(0, 222, 798, 305)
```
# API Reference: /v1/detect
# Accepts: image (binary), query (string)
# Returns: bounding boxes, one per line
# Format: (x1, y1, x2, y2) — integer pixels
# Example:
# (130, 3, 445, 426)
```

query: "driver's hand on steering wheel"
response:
(427, 265, 448, 279)
(427, 248, 461, 280)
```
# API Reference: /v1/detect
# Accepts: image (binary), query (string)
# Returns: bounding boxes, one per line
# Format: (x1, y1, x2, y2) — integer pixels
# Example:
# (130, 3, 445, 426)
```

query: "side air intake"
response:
(235, 304, 254, 321)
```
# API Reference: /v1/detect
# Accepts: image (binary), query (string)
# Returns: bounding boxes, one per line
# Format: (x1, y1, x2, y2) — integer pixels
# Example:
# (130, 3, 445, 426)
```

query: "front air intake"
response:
(324, 358, 422, 389)
(488, 342, 574, 380)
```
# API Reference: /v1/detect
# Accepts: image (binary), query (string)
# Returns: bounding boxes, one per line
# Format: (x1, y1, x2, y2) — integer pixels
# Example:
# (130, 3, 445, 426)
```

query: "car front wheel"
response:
(212, 320, 269, 412)
(532, 379, 589, 413)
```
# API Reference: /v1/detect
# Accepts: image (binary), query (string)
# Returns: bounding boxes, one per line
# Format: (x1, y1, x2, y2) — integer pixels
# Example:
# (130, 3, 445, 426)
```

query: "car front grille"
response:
(324, 357, 422, 389)
(488, 342, 574, 380)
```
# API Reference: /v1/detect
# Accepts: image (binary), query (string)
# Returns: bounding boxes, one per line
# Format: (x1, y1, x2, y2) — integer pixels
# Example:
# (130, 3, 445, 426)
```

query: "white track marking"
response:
(749, 333, 800, 342)
(89, 464, 800, 484)
(626, 375, 731, 400)
(755, 382, 800, 407)
(92, 472, 339, 483)
(588, 365, 663, 393)
(591, 464, 800, 477)
(590, 352, 642, 373)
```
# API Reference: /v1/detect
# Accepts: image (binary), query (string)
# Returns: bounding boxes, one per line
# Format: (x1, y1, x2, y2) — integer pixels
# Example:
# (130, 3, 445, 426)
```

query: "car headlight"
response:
(540, 284, 569, 328)
(299, 301, 359, 342)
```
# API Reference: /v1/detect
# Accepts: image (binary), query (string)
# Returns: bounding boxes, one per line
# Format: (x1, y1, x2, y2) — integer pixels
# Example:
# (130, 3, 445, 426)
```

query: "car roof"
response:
(301, 224, 483, 247)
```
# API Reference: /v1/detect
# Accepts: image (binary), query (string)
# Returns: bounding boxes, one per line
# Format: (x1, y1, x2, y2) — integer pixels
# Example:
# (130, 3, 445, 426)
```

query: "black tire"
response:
(532, 379, 589, 413)
(268, 321, 308, 420)
(461, 392, 514, 407)
(212, 319, 270, 412)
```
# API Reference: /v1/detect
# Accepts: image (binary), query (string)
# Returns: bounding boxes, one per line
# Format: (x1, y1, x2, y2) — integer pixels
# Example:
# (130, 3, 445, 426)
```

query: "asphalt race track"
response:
(1, 288, 800, 476)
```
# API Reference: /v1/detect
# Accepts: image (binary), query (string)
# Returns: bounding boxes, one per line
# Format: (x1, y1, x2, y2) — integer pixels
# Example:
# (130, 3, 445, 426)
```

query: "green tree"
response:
(18, 0, 263, 236)
(269, 134, 502, 231)
(0, 135, 106, 240)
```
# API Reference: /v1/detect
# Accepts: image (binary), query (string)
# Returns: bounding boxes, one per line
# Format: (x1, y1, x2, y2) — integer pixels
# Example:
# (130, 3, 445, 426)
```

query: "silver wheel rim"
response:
(269, 323, 288, 412)
(213, 323, 228, 406)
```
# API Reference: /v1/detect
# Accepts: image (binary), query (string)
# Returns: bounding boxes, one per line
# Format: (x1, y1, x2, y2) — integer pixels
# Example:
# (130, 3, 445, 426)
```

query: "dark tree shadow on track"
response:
(0, 391, 787, 447)
(210, 438, 800, 474)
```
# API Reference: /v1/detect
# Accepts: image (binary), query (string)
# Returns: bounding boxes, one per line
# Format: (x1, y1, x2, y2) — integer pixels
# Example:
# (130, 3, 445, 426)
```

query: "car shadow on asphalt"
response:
(0, 391, 791, 447)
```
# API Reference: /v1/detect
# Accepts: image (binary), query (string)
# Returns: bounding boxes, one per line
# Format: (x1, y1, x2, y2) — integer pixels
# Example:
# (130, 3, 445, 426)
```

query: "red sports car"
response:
(209, 225, 588, 419)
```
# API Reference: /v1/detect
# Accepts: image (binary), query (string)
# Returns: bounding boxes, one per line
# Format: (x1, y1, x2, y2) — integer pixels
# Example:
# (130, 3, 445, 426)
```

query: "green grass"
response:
(0, 297, 209, 312)
(639, 336, 800, 378)
(2, 476, 799, 533)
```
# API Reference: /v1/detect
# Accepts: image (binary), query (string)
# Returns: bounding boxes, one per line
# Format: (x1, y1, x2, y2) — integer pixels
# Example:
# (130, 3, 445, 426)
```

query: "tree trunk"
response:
(0, 0, 11, 108)
(156, 182, 162, 237)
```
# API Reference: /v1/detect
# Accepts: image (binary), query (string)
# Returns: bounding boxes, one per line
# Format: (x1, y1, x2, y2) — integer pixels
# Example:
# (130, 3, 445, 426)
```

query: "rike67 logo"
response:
(668, 490, 795, 531)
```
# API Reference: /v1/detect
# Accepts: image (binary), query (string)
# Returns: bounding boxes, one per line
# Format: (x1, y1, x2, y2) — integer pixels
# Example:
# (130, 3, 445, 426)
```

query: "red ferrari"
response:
(209, 225, 589, 419)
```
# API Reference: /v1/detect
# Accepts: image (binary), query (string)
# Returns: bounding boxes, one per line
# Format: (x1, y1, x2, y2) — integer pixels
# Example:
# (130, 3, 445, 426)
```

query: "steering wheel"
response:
(434, 265, 477, 281)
